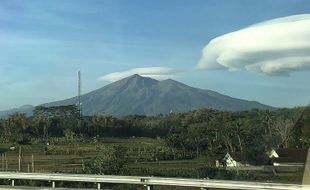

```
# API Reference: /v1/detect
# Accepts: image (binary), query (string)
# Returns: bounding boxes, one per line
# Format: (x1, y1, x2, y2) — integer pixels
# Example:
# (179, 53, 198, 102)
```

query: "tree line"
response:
(0, 105, 309, 165)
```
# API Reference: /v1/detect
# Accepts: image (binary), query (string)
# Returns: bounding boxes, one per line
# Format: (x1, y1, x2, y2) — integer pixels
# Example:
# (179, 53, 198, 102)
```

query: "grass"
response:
(0, 138, 304, 185)
(0, 137, 166, 173)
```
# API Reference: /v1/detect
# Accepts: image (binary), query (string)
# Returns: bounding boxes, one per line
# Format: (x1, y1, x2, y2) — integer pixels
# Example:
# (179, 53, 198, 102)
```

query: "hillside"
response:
(0, 105, 34, 118)
(41, 74, 274, 116)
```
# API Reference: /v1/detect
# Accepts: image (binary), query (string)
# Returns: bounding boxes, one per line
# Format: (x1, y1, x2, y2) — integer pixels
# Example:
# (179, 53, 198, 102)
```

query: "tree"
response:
(7, 113, 28, 143)
(33, 105, 79, 118)
(220, 122, 236, 153)
(233, 119, 245, 152)
(273, 119, 295, 148)
(84, 145, 129, 175)
(290, 106, 310, 148)
(64, 129, 75, 142)
(0, 119, 11, 143)
(186, 124, 209, 157)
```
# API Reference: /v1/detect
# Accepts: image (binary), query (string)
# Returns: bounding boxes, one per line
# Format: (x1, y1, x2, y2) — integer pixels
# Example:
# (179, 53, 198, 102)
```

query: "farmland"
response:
(0, 137, 304, 185)
(0, 138, 164, 173)
(0, 106, 309, 187)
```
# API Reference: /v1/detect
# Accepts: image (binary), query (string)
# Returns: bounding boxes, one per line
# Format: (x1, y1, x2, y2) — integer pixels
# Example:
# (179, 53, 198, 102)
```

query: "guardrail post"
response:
(18, 146, 21, 172)
(146, 185, 153, 190)
(11, 179, 15, 186)
(31, 155, 35, 172)
(52, 181, 55, 188)
(97, 183, 101, 190)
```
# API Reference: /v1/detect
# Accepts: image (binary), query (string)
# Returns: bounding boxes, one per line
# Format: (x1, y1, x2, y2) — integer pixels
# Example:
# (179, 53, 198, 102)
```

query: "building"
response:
(269, 148, 308, 167)
(221, 152, 250, 167)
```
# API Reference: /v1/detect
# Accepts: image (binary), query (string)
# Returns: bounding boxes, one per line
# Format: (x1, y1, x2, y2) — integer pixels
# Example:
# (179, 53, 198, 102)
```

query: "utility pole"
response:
(77, 71, 82, 118)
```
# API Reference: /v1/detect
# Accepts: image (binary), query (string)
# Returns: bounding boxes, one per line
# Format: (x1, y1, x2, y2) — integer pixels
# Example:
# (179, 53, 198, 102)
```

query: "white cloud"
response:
(98, 67, 180, 82)
(197, 14, 310, 76)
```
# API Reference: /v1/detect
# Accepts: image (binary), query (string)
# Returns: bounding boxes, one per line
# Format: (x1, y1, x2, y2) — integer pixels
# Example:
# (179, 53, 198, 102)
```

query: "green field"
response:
(0, 137, 165, 173)
(0, 138, 304, 185)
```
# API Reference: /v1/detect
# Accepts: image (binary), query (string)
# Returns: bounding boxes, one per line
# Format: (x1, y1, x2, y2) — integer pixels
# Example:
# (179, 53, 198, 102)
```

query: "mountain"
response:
(41, 74, 274, 116)
(0, 105, 34, 118)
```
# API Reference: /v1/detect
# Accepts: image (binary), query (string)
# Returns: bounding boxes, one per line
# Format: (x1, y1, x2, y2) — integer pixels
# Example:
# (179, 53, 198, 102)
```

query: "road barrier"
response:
(0, 172, 309, 190)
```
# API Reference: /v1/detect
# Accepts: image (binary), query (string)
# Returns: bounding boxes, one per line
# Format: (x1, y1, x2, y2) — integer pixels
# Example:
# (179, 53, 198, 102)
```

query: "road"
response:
(0, 172, 309, 190)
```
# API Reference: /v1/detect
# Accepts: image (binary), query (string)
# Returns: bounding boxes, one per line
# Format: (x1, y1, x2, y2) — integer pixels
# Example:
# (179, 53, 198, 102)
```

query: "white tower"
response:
(77, 71, 82, 117)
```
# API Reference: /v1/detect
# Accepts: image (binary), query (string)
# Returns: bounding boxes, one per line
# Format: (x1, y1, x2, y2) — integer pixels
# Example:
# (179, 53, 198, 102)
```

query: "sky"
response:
(1, 0, 310, 110)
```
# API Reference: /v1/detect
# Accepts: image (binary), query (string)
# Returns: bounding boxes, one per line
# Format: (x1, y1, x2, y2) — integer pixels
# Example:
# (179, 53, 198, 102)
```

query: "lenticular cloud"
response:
(197, 14, 310, 76)
(98, 67, 180, 82)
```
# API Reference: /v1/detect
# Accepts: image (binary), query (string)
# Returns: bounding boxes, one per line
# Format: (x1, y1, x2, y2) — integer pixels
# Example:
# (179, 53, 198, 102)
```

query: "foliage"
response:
(0, 105, 309, 167)
(83, 145, 129, 175)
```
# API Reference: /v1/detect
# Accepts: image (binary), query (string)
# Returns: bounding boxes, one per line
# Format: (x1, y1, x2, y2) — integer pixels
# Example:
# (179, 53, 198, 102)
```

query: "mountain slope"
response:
(0, 105, 34, 118)
(42, 74, 274, 116)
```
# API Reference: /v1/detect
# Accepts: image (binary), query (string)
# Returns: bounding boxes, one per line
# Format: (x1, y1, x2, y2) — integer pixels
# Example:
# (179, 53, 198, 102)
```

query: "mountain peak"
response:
(39, 74, 274, 116)
(126, 74, 158, 82)
(123, 74, 151, 81)
(116, 74, 158, 88)
(129, 74, 142, 78)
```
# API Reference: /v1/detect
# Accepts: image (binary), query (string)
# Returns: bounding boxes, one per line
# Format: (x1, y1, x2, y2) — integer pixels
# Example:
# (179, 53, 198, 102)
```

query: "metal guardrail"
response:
(0, 172, 309, 190)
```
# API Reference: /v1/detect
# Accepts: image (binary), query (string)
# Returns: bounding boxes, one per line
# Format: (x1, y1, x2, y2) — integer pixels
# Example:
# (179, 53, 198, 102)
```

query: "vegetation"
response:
(0, 105, 309, 186)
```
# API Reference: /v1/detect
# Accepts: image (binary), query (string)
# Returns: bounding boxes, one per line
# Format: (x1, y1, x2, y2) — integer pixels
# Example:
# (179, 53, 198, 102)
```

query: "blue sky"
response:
(1, 0, 310, 110)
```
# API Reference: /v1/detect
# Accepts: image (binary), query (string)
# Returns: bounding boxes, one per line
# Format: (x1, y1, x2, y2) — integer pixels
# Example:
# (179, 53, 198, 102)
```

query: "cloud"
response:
(197, 14, 310, 76)
(98, 67, 181, 82)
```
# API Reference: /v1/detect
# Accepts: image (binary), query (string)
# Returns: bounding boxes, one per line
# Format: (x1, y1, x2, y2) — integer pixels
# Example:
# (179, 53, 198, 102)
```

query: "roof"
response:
(272, 148, 308, 163)
(224, 152, 248, 163)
